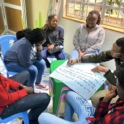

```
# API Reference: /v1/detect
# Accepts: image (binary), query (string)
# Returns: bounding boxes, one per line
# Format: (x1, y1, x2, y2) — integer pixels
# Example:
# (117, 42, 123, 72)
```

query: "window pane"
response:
(75, 0, 82, 2)
(103, 9, 124, 28)
(94, 6, 102, 13)
(83, 5, 94, 17)
(120, 1, 124, 8)
(84, 0, 103, 4)
(75, 3, 82, 10)
(67, 2, 82, 18)
(106, 0, 122, 7)
(96, 0, 103, 4)
(67, 3, 75, 15)
(66, 0, 124, 29)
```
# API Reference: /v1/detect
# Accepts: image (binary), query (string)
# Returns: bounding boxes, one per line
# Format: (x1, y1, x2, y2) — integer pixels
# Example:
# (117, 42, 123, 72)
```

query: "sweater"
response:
(73, 24, 105, 52)
(42, 25, 64, 47)
(4, 37, 42, 67)
(0, 74, 27, 113)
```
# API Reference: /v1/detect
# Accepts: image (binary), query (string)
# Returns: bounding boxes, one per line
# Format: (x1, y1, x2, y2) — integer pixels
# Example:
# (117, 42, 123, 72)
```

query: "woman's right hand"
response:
(23, 86, 34, 94)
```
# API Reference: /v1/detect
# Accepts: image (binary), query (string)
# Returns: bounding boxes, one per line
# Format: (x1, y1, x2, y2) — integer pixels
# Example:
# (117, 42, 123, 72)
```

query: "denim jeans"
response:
(5, 59, 46, 88)
(42, 47, 66, 67)
(70, 49, 99, 59)
(0, 71, 50, 120)
(38, 91, 95, 124)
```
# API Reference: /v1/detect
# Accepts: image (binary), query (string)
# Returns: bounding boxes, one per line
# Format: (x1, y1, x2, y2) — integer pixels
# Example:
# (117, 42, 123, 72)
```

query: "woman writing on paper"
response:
(42, 14, 66, 67)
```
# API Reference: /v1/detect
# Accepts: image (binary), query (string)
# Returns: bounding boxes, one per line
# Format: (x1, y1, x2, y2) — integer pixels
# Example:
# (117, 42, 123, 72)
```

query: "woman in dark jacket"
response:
(4, 28, 48, 90)
(42, 14, 66, 67)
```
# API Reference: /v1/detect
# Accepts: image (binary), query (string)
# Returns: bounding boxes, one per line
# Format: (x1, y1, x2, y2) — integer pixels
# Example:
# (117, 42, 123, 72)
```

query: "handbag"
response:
(48, 45, 63, 54)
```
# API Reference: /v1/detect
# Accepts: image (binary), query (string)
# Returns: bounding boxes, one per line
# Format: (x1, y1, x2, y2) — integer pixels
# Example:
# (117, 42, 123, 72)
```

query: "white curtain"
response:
(47, 0, 61, 17)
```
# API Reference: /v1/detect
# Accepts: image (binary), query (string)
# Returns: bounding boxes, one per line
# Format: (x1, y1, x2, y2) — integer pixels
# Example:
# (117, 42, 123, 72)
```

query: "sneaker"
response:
(35, 83, 49, 90)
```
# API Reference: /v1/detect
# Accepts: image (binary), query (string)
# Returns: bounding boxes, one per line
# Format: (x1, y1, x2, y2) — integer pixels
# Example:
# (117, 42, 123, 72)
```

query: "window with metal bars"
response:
(65, 0, 124, 30)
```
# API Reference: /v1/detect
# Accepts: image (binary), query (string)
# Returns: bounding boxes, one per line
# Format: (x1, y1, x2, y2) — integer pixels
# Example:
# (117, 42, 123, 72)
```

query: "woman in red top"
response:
(0, 71, 50, 124)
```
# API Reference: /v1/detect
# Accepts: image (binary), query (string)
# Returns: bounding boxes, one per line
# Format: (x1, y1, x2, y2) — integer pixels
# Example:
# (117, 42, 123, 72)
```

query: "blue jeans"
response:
(70, 49, 99, 59)
(38, 91, 95, 124)
(5, 59, 46, 88)
(42, 47, 66, 67)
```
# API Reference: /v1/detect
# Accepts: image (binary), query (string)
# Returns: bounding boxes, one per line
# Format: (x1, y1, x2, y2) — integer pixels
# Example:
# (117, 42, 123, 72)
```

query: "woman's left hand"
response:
(48, 44, 54, 50)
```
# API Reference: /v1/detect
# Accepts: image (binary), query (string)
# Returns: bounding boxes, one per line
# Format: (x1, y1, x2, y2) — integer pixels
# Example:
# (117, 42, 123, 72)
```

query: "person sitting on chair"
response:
(4, 28, 48, 90)
(70, 10, 105, 59)
(68, 37, 124, 108)
(38, 68, 124, 124)
(0, 71, 50, 124)
(42, 14, 66, 68)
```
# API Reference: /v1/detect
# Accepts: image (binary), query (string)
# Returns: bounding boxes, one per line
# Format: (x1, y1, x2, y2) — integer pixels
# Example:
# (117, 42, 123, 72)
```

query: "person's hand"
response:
(67, 58, 81, 66)
(23, 86, 34, 94)
(103, 84, 117, 102)
(48, 44, 54, 50)
(79, 52, 87, 59)
(91, 66, 109, 73)
(35, 44, 42, 52)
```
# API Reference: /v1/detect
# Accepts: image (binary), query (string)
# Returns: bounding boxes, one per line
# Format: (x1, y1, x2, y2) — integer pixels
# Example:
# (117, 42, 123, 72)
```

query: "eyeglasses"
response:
(86, 18, 97, 23)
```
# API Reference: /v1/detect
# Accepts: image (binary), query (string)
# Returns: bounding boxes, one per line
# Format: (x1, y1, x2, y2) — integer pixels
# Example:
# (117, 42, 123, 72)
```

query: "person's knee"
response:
(38, 113, 47, 124)
(57, 54, 65, 60)
(30, 66, 38, 76)
(42, 51, 48, 59)
(44, 93, 50, 103)
(66, 91, 74, 101)
(40, 59, 46, 69)
(38, 113, 52, 124)
(22, 71, 30, 79)
(40, 93, 50, 105)
(91, 91, 106, 108)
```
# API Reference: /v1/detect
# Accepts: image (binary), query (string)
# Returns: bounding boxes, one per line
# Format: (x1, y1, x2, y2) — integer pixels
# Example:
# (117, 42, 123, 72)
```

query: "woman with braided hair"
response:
(42, 14, 66, 67)
(4, 28, 49, 90)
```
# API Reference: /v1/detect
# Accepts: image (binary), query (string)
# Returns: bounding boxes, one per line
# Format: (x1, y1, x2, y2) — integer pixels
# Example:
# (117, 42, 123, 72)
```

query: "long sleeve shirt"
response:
(4, 37, 42, 67)
(0, 74, 27, 113)
(42, 25, 64, 47)
(73, 24, 105, 52)
(81, 50, 124, 86)
(86, 98, 124, 124)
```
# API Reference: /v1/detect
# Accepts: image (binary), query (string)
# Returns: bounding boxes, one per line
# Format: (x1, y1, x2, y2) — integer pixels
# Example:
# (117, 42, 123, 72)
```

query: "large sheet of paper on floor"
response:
(50, 61, 106, 100)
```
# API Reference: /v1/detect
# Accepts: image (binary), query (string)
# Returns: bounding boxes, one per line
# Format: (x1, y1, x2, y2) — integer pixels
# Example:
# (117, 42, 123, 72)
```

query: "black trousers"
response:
(0, 71, 50, 120)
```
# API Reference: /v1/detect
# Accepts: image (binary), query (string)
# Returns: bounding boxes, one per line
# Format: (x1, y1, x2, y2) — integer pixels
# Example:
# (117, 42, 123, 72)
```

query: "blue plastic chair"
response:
(0, 35, 17, 56)
(0, 35, 18, 77)
(47, 25, 67, 60)
(0, 111, 29, 124)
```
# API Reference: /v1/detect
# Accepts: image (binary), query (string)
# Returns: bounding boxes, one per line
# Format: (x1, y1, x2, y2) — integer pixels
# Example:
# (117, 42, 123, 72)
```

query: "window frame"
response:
(63, 0, 124, 33)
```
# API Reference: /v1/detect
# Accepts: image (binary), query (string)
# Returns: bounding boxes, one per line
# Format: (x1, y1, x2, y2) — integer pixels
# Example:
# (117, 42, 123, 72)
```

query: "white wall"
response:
(26, 0, 49, 29)
(58, 1, 124, 70)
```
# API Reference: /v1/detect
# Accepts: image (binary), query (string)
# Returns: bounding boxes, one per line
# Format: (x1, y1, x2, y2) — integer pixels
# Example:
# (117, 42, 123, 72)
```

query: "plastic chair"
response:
(0, 35, 17, 56)
(47, 25, 66, 61)
(0, 111, 29, 124)
(0, 35, 18, 77)
(0, 56, 17, 77)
